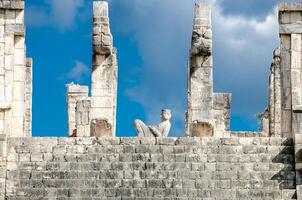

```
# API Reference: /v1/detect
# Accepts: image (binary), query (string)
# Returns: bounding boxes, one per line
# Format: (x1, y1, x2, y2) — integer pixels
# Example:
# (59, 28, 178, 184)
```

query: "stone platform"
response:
(0, 135, 296, 199)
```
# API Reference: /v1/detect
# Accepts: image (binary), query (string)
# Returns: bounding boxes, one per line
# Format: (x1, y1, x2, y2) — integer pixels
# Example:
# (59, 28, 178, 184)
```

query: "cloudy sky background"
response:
(25, 0, 295, 137)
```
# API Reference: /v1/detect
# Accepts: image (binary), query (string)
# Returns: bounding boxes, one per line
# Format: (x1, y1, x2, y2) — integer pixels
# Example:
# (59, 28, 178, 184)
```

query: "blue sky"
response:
(25, 0, 294, 137)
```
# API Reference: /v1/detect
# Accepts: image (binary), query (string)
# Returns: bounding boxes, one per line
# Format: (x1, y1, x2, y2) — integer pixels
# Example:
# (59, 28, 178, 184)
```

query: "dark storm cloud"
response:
(220, 0, 301, 20)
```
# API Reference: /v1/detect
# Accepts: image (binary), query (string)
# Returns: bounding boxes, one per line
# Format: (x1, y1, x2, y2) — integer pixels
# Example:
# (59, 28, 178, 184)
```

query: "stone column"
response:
(268, 62, 275, 135)
(66, 83, 88, 136)
(0, 134, 6, 200)
(279, 32, 292, 137)
(187, 3, 214, 137)
(279, 4, 302, 198)
(0, 1, 28, 138)
(290, 33, 302, 199)
(24, 58, 32, 137)
(213, 93, 231, 137)
(90, 1, 118, 137)
(274, 48, 282, 136)
(75, 99, 91, 137)
(291, 34, 302, 199)
(268, 48, 282, 136)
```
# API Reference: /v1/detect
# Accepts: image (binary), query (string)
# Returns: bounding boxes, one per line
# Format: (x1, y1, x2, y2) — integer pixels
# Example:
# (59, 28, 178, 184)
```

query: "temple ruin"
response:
(66, 2, 118, 138)
(0, 0, 31, 140)
(1, 0, 302, 199)
(186, 3, 231, 138)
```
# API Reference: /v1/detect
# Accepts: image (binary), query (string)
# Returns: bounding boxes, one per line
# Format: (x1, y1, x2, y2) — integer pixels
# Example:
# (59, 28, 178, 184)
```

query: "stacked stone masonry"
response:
(1, 137, 297, 199)
(2, 0, 302, 199)
(186, 3, 231, 138)
(66, 84, 89, 137)
(0, 0, 31, 139)
(66, 1, 118, 138)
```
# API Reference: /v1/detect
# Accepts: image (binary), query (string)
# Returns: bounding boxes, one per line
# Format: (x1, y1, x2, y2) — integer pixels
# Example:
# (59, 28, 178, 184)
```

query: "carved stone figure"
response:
(134, 109, 171, 137)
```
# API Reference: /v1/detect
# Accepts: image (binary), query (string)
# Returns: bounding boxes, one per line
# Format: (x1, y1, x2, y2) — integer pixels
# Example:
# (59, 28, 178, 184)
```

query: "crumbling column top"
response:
(66, 83, 89, 94)
(194, 2, 211, 28)
(194, 2, 211, 15)
(93, 1, 109, 18)
(0, 1, 24, 10)
(278, 3, 302, 11)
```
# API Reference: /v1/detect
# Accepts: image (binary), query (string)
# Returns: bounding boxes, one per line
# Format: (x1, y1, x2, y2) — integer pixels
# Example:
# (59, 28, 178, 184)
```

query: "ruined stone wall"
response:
(66, 84, 89, 137)
(0, 134, 6, 200)
(76, 99, 91, 137)
(213, 93, 231, 138)
(277, 4, 302, 198)
(186, 3, 231, 137)
(66, 1, 118, 138)
(0, 0, 31, 138)
(268, 48, 282, 137)
(187, 3, 214, 136)
(1, 136, 296, 199)
(24, 57, 32, 137)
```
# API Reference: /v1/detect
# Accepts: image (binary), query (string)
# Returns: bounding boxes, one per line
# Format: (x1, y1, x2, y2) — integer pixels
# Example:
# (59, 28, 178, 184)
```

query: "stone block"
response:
(156, 137, 177, 145)
(12, 100, 24, 117)
(5, 10, 15, 24)
(5, 24, 24, 35)
(98, 137, 120, 145)
(140, 137, 156, 145)
(15, 10, 24, 24)
(290, 11, 302, 22)
(281, 12, 291, 24)
(66, 83, 89, 94)
(13, 81, 24, 100)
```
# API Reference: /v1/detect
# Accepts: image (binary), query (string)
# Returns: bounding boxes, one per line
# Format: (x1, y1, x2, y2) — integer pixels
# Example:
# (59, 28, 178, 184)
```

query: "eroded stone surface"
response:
(186, 3, 231, 137)
(66, 1, 118, 137)
(1, 136, 296, 199)
(90, 119, 112, 137)
(0, 0, 29, 138)
(75, 99, 91, 137)
(191, 121, 213, 137)
(66, 83, 89, 136)
(90, 1, 118, 137)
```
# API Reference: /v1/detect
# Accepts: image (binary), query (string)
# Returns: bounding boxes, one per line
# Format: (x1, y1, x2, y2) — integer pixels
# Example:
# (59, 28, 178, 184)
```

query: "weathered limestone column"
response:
(187, 3, 214, 137)
(274, 49, 282, 136)
(279, 4, 302, 198)
(290, 33, 302, 199)
(66, 83, 88, 136)
(279, 6, 295, 138)
(213, 93, 231, 137)
(0, 2, 26, 196)
(0, 134, 6, 200)
(268, 48, 282, 136)
(268, 61, 275, 135)
(0, 1, 29, 138)
(24, 58, 32, 137)
(75, 99, 91, 137)
(90, 1, 118, 137)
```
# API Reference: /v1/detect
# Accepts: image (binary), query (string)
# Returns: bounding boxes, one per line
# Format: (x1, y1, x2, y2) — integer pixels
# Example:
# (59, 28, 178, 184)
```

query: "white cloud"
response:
(25, 6, 50, 27)
(26, 0, 85, 31)
(48, 0, 84, 31)
(59, 60, 90, 82)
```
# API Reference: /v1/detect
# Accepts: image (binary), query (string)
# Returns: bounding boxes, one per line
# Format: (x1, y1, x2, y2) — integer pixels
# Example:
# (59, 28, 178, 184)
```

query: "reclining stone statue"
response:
(134, 109, 171, 137)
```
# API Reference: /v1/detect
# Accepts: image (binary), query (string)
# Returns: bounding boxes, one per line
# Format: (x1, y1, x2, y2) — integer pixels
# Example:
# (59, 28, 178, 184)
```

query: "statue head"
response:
(161, 109, 172, 121)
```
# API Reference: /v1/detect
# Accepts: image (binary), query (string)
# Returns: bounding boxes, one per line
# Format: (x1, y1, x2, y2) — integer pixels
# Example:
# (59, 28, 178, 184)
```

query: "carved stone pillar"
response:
(187, 3, 213, 137)
(90, 1, 118, 137)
